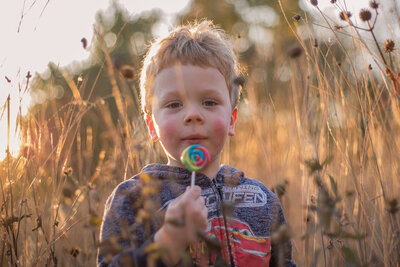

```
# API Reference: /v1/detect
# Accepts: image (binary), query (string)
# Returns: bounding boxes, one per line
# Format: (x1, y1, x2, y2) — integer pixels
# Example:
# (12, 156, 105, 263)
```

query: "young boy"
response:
(98, 20, 296, 267)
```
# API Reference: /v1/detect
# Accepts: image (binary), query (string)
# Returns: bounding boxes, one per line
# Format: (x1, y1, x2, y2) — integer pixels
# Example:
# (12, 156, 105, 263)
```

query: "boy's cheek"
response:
(212, 119, 231, 141)
(212, 118, 230, 133)
(158, 119, 179, 137)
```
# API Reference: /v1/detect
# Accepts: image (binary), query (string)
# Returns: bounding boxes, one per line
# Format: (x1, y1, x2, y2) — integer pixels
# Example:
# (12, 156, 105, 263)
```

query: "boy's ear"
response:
(228, 108, 238, 136)
(145, 114, 159, 141)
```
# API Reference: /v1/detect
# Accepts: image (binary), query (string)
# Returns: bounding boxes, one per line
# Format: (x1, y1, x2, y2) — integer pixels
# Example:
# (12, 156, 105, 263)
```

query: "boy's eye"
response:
(166, 102, 182, 109)
(203, 100, 218, 107)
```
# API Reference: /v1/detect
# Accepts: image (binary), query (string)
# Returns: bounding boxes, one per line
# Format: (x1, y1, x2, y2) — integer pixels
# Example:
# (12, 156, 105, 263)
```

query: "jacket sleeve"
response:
(269, 195, 297, 267)
(97, 179, 166, 267)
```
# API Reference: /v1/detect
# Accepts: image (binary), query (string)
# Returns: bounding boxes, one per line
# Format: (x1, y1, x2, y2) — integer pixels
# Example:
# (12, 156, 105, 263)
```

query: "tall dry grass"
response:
(1, 1, 399, 266)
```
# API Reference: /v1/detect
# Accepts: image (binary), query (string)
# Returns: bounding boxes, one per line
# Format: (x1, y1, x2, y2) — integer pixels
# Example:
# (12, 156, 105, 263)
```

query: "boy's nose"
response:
(184, 106, 204, 125)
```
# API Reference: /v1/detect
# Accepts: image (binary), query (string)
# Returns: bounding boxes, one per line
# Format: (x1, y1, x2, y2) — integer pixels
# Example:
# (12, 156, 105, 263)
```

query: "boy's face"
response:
(146, 64, 237, 169)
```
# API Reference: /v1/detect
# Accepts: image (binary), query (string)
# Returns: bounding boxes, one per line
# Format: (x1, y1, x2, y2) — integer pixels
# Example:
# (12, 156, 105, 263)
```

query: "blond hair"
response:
(140, 20, 242, 115)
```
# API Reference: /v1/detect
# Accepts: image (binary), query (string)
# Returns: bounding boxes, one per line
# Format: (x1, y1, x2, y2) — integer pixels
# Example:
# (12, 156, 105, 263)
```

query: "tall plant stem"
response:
(366, 21, 387, 66)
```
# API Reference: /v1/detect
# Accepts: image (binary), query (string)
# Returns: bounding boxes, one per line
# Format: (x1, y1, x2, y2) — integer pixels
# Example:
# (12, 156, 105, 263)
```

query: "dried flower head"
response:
(5, 76, 11, 83)
(62, 186, 74, 199)
(345, 188, 355, 197)
(359, 9, 372, 21)
(119, 65, 135, 80)
(310, 0, 318, 6)
(81, 38, 88, 49)
(330, 0, 337, 3)
(384, 39, 395, 53)
(288, 45, 303, 59)
(339, 11, 352, 21)
(369, 0, 379, 9)
(293, 14, 301, 21)
(271, 224, 292, 244)
(334, 25, 343, 30)
(385, 198, 399, 214)
(63, 167, 73, 176)
(90, 215, 102, 227)
(69, 247, 80, 258)
(272, 180, 289, 199)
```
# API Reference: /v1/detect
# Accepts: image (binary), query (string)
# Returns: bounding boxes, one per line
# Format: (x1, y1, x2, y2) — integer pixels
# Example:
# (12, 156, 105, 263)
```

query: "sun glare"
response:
(0, 81, 31, 161)
(0, 0, 191, 161)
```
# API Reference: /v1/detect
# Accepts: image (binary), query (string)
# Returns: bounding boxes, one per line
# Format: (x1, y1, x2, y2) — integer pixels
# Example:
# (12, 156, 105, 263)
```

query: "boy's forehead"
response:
(151, 64, 231, 106)
(153, 64, 228, 92)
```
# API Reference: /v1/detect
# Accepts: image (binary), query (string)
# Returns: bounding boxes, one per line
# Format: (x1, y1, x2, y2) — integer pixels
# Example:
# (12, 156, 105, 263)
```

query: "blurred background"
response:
(1, 0, 399, 265)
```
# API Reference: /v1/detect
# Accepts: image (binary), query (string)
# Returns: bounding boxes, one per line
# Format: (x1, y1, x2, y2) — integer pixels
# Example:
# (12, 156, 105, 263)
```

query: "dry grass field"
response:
(1, 1, 399, 266)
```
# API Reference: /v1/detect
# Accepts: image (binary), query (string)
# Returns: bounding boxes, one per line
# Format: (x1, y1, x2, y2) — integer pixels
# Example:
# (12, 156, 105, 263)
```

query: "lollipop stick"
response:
(191, 171, 196, 187)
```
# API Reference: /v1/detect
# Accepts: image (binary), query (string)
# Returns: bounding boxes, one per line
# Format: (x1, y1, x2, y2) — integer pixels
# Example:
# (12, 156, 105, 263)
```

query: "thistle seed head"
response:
(310, 0, 318, 7)
(339, 11, 352, 21)
(369, 0, 379, 9)
(81, 38, 88, 49)
(359, 9, 372, 21)
(293, 14, 301, 21)
(120, 65, 135, 80)
(69, 247, 80, 258)
(384, 39, 395, 53)
(385, 198, 399, 214)
(288, 45, 303, 58)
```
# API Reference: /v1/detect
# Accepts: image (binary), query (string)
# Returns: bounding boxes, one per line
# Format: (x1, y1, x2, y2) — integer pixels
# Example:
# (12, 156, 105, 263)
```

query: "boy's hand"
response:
(155, 186, 208, 263)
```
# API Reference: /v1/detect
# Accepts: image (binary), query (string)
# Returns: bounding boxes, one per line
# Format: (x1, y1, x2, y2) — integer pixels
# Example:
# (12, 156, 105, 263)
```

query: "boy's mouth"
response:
(182, 135, 207, 144)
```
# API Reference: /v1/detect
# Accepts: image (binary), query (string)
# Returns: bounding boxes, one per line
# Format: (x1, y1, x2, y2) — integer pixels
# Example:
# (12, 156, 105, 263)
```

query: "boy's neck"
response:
(199, 158, 220, 180)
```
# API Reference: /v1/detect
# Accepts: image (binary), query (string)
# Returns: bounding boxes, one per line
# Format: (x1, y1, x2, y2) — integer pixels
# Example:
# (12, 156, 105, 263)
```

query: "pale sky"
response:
(0, 0, 190, 160)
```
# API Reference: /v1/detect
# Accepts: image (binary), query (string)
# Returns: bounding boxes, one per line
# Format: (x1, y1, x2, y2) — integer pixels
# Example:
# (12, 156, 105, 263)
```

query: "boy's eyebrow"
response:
(198, 88, 226, 98)
(157, 90, 184, 102)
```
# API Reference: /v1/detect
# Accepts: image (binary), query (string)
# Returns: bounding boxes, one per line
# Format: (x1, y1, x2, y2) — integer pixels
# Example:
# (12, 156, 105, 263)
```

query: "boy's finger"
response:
(194, 196, 205, 207)
(181, 186, 201, 202)
(202, 205, 208, 219)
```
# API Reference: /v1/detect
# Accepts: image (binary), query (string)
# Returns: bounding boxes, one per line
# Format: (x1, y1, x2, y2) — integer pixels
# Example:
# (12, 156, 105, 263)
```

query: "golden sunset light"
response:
(1, 0, 399, 265)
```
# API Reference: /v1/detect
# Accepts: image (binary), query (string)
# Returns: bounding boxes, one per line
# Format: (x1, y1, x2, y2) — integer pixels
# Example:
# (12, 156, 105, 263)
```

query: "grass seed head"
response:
(359, 9, 372, 21)
(384, 39, 395, 53)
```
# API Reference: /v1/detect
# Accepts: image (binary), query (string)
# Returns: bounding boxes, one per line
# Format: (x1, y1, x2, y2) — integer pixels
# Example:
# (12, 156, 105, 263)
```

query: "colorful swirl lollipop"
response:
(181, 144, 210, 186)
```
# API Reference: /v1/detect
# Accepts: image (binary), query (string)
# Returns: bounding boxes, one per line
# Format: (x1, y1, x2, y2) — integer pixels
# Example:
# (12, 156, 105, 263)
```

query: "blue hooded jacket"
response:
(98, 164, 296, 266)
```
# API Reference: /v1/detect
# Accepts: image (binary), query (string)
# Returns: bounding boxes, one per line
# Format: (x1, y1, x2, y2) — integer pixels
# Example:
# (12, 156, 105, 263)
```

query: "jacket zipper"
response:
(213, 180, 235, 267)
